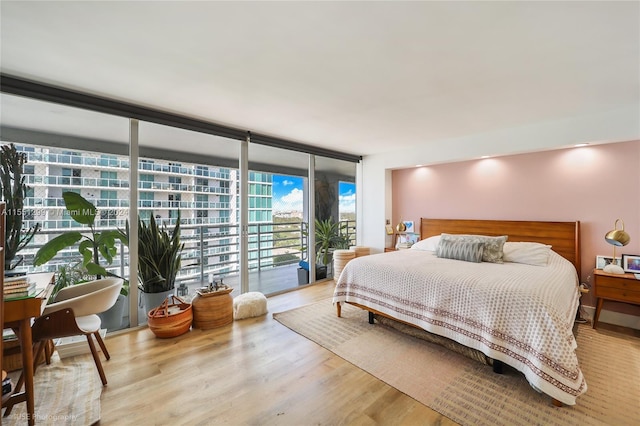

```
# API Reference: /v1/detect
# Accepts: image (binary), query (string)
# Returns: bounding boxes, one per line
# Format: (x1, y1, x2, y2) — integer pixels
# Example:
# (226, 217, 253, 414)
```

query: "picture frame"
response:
(396, 232, 420, 248)
(405, 232, 420, 245)
(621, 254, 640, 273)
(403, 220, 415, 234)
(595, 255, 621, 269)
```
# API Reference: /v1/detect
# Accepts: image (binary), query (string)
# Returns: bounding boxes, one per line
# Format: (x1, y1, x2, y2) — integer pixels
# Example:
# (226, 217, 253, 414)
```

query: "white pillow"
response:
(410, 235, 440, 251)
(502, 242, 552, 266)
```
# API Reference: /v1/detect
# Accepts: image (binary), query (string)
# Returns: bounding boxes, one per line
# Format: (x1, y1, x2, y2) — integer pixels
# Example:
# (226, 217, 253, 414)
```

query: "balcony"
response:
(20, 220, 355, 296)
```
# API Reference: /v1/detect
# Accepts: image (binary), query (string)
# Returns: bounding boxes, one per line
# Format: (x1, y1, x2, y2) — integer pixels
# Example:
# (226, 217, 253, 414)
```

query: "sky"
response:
(272, 175, 355, 214)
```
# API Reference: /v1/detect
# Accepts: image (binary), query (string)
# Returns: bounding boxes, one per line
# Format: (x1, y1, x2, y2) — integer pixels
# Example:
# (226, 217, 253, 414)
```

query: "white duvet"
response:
(332, 249, 586, 405)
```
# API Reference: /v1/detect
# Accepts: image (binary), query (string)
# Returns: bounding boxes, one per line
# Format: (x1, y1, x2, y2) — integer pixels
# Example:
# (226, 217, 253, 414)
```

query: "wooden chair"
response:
(2, 278, 123, 416)
(31, 278, 124, 386)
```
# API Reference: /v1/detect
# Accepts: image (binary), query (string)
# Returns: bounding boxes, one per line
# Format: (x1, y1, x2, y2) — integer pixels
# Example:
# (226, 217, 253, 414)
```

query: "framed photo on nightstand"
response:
(595, 255, 621, 269)
(622, 254, 640, 273)
(403, 221, 415, 233)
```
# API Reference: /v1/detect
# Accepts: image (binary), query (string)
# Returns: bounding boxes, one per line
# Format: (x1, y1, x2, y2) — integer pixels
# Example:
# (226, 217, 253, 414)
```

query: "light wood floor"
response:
(99, 280, 457, 425)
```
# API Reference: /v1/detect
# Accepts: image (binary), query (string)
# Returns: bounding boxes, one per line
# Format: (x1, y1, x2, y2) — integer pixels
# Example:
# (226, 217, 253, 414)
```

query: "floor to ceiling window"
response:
(1, 79, 360, 331)
(247, 143, 310, 294)
(314, 156, 357, 279)
(0, 91, 132, 329)
(136, 121, 241, 325)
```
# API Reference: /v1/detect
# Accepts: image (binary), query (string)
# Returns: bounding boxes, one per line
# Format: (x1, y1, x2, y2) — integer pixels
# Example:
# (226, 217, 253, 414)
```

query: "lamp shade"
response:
(604, 219, 630, 247)
(396, 222, 406, 233)
(603, 219, 631, 275)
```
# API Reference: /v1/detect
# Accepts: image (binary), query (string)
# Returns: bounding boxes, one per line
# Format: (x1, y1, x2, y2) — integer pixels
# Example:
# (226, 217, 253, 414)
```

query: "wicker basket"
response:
(147, 295, 193, 338)
(191, 287, 233, 330)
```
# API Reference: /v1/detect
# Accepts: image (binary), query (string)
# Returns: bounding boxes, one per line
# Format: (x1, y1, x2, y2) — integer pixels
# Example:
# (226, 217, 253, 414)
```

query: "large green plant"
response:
(0, 143, 40, 270)
(123, 213, 183, 294)
(312, 218, 350, 265)
(33, 192, 127, 294)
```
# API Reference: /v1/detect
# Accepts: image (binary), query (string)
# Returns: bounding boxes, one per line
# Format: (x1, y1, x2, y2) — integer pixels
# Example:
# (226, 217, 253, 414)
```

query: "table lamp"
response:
(603, 219, 630, 274)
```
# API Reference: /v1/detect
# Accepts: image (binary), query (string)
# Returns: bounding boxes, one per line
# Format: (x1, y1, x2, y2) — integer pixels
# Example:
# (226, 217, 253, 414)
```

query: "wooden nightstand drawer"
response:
(594, 275, 640, 291)
(595, 287, 640, 304)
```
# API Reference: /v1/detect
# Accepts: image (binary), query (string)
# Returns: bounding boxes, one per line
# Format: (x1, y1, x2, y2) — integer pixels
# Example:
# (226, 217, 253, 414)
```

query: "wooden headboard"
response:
(420, 218, 581, 273)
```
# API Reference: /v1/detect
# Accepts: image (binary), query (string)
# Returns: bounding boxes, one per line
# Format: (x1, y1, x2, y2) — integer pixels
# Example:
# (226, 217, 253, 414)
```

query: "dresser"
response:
(592, 269, 640, 329)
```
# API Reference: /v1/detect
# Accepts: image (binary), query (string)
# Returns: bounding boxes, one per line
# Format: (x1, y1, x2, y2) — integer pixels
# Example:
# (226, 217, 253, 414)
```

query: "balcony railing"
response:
(24, 151, 235, 179)
(17, 220, 355, 289)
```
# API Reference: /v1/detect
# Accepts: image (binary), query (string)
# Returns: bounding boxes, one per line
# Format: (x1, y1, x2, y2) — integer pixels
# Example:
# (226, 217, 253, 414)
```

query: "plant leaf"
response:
(33, 232, 83, 266)
(86, 262, 107, 277)
(62, 192, 97, 225)
(78, 239, 94, 266)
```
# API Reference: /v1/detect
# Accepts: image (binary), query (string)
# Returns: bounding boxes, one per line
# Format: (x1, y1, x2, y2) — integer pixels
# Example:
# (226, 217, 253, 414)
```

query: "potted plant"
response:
(122, 213, 183, 313)
(314, 218, 350, 266)
(34, 192, 129, 329)
(34, 192, 127, 279)
(298, 218, 350, 284)
(1, 143, 40, 273)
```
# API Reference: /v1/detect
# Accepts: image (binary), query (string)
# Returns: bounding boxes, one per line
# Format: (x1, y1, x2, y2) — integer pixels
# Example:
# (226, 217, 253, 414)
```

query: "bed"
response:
(332, 218, 586, 406)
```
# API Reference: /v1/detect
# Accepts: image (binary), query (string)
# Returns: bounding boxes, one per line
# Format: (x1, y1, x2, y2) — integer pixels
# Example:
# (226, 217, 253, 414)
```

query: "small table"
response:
(592, 269, 640, 329)
(2, 272, 55, 425)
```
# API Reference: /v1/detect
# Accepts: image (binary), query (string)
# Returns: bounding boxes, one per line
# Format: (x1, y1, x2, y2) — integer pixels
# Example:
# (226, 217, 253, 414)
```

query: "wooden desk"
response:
(2, 272, 55, 425)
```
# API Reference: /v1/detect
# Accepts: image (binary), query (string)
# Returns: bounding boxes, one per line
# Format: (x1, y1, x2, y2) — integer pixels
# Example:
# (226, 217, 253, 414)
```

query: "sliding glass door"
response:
(247, 143, 310, 294)
(314, 155, 357, 280)
(136, 121, 240, 324)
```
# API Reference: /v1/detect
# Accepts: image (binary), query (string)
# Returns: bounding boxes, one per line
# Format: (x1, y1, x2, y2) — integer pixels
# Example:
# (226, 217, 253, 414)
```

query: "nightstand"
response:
(592, 269, 640, 329)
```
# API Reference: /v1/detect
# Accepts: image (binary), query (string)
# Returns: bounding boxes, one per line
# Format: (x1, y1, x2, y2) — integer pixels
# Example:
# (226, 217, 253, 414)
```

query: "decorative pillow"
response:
(439, 233, 508, 263)
(410, 235, 440, 251)
(502, 242, 552, 266)
(436, 239, 485, 263)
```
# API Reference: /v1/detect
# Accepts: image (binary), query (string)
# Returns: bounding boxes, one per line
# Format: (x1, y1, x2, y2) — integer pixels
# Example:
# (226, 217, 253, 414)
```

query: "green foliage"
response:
(310, 218, 350, 265)
(0, 143, 41, 270)
(48, 262, 91, 303)
(124, 213, 183, 294)
(33, 192, 128, 295)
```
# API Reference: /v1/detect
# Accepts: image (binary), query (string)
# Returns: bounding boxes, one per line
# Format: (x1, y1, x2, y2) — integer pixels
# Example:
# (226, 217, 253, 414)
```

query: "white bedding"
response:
(332, 249, 586, 405)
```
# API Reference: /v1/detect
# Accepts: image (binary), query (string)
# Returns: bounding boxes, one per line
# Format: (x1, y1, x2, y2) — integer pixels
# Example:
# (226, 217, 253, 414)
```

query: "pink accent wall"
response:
(392, 140, 640, 314)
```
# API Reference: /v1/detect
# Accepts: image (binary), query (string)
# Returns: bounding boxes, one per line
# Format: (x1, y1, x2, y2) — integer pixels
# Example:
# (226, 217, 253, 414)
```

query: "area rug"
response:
(3, 352, 101, 425)
(273, 299, 640, 426)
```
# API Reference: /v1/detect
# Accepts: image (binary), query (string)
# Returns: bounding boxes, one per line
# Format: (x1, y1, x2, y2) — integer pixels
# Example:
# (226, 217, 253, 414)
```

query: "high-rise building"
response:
(12, 143, 275, 283)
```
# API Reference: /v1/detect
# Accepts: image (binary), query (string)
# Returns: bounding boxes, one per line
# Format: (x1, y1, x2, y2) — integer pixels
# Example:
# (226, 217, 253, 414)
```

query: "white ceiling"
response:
(1, 1, 638, 160)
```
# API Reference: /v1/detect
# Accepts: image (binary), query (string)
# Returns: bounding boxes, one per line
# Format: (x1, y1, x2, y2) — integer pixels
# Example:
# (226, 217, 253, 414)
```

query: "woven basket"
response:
(350, 246, 371, 257)
(191, 287, 234, 329)
(333, 249, 356, 282)
(147, 295, 193, 338)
